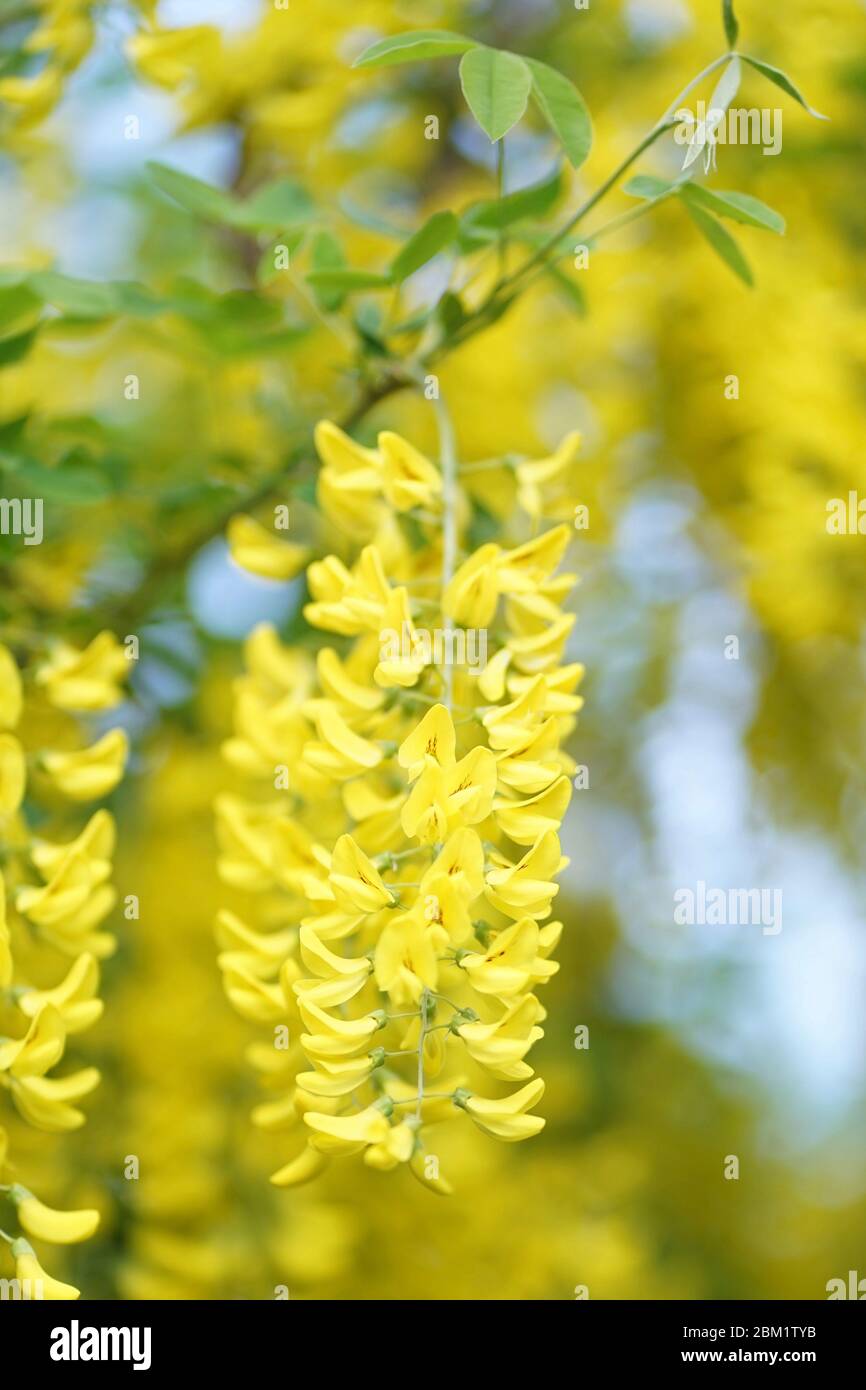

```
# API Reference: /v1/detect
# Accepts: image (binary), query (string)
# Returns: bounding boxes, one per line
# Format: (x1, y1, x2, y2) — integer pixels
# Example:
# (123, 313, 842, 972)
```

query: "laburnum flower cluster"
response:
(0, 633, 129, 1297)
(0, 1, 101, 126)
(218, 419, 583, 1193)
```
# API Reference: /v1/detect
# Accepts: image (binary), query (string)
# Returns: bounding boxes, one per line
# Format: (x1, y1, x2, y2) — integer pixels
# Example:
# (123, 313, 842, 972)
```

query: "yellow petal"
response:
(227, 514, 307, 581)
(40, 729, 128, 801)
(12, 1240, 80, 1298)
(13, 1188, 100, 1244)
(0, 644, 22, 729)
(270, 1144, 329, 1188)
(0, 733, 26, 815)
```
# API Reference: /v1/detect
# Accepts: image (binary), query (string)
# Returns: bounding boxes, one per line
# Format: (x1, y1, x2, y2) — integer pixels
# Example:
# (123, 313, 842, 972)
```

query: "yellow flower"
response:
(495, 719, 562, 795)
(462, 1078, 546, 1141)
(0, 873, 11, 989)
(11, 1067, 100, 1132)
(374, 911, 439, 1005)
(11, 1187, 100, 1245)
(378, 431, 441, 511)
(227, 514, 307, 581)
(443, 543, 500, 626)
(401, 762, 449, 843)
(296, 1054, 379, 1098)
(375, 587, 426, 688)
(0, 734, 26, 815)
(305, 546, 390, 635)
(315, 419, 384, 536)
(126, 24, 220, 89)
(11, 1239, 80, 1299)
(304, 1104, 391, 1155)
(457, 996, 545, 1079)
(0, 644, 22, 729)
(219, 965, 286, 1023)
(0, 640, 125, 1292)
(40, 729, 128, 801)
(493, 776, 573, 844)
(17, 954, 103, 1034)
(421, 828, 485, 901)
(364, 1119, 417, 1170)
(515, 433, 582, 520)
(484, 830, 567, 919)
(299, 998, 382, 1060)
(35, 632, 129, 711)
(17, 850, 104, 929)
(30, 808, 116, 879)
(497, 526, 573, 593)
(293, 924, 371, 1007)
(269, 1144, 329, 1189)
(461, 918, 556, 998)
(0, 68, 64, 121)
(303, 701, 383, 779)
(397, 702, 456, 779)
(329, 833, 394, 911)
(0, 1005, 66, 1078)
(218, 421, 578, 1188)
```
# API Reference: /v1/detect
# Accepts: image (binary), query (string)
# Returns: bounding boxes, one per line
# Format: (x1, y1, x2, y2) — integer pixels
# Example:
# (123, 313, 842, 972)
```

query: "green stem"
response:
(415, 988, 429, 1121)
(585, 189, 679, 246)
(431, 390, 459, 714)
(496, 137, 507, 275)
(441, 52, 733, 351)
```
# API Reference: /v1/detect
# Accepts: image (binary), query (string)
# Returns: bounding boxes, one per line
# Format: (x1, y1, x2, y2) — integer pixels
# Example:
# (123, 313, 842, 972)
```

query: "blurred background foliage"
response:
(1, 0, 865, 1299)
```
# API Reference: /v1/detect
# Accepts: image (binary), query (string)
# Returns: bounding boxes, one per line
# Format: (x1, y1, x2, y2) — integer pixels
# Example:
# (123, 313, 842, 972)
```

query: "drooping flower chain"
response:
(1, 634, 129, 1297)
(219, 420, 583, 1192)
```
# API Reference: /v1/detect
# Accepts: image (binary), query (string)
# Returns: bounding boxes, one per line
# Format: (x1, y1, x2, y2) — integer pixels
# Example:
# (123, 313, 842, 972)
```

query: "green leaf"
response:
(742, 55, 829, 120)
(305, 268, 392, 293)
(147, 162, 236, 221)
(685, 202, 753, 285)
(353, 29, 477, 69)
(112, 281, 167, 317)
(0, 329, 38, 367)
(390, 211, 458, 282)
(230, 179, 315, 232)
(463, 167, 563, 233)
(681, 184, 785, 234)
(28, 272, 119, 320)
(308, 232, 348, 311)
(623, 174, 679, 200)
(722, 1, 739, 48)
(161, 280, 303, 356)
(0, 283, 42, 339)
(6, 456, 112, 503)
(353, 302, 389, 356)
(437, 291, 467, 336)
(682, 56, 741, 170)
(459, 47, 532, 143)
(525, 57, 593, 170)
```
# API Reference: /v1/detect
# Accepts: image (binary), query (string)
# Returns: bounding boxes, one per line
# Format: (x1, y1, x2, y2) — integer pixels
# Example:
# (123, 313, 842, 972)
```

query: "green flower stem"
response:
(430, 389, 459, 714)
(585, 189, 680, 246)
(415, 988, 430, 1121)
(441, 52, 733, 351)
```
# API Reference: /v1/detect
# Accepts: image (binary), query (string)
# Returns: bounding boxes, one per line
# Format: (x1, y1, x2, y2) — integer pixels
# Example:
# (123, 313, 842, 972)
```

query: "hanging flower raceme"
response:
(218, 420, 583, 1194)
(0, 634, 129, 1297)
(0, 1, 101, 128)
